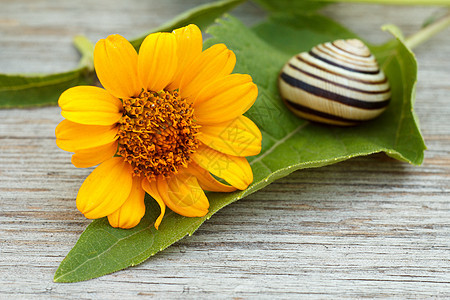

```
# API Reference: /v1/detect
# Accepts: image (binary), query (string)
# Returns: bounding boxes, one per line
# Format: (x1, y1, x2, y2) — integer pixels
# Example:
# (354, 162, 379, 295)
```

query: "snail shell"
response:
(278, 39, 391, 126)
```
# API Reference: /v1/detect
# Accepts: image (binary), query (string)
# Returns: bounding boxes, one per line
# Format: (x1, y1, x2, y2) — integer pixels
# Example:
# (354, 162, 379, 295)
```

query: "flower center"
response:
(117, 90, 199, 180)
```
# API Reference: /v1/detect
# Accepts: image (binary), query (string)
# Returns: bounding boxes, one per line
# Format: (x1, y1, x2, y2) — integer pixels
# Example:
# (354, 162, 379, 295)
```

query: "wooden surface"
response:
(1, 1, 449, 298)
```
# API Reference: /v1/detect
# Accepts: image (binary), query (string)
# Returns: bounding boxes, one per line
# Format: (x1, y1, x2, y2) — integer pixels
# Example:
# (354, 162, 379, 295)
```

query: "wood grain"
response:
(1, 1, 449, 298)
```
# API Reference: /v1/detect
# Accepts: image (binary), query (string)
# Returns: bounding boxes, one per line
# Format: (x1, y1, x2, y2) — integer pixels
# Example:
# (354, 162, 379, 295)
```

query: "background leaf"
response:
(54, 12, 425, 282)
(129, 0, 244, 49)
(0, 68, 94, 108)
(252, 0, 450, 14)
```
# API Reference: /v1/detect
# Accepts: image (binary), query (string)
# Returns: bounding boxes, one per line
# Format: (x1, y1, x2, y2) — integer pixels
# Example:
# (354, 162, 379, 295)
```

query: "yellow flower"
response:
(55, 24, 261, 229)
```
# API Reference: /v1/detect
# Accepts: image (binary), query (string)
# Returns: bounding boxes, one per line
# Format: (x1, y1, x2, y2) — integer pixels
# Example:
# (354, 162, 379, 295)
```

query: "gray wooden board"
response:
(0, 0, 449, 298)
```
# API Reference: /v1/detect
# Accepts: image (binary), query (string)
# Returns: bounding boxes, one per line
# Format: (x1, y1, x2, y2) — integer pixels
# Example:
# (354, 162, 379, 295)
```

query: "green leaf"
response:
(0, 68, 94, 108)
(54, 14, 425, 282)
(129, 0, 245, 49)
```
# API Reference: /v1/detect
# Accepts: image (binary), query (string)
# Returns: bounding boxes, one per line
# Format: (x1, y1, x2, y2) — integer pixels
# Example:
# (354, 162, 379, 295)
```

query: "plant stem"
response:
(322, 0, 450, 5)
(73, 35, 94, 71)
(404, 12, 450, 50)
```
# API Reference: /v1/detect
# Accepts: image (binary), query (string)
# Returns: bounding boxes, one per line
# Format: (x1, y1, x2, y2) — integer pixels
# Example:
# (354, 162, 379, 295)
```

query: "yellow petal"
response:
(59, 86, 122, 126)
(76, 157, 133, 219)
(167, 24, 203, 90)
(199, 116, 262, 157)
(179, 43, 236, 101)
(192, 144, 253, 190)
(186, 161, 236, 193)
(71, 140, 118, 168)
(94, 34, 140, 99)
(107, 176, 146, 229)
(141, 177, 166, 230)
(193, 74, 258, 124)
(138, 32, 178, 92)
(163, 173, 209, 217)
(55, 119, 118, 152)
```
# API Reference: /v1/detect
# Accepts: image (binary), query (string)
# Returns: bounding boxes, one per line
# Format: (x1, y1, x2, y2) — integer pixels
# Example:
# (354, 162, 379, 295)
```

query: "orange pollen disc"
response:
(117, 90, 199, 180)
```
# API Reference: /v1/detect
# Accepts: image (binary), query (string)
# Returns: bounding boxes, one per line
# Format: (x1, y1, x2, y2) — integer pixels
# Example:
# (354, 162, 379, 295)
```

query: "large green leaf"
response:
(54, 14, 425, 282)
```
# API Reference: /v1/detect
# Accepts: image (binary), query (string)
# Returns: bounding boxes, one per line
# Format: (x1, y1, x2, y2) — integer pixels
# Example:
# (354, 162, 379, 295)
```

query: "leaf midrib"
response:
(54, 223, 153, 282)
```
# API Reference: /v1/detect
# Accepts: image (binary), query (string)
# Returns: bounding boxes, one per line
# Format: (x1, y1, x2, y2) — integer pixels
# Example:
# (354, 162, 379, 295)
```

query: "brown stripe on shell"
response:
(332, 40, 371, 57)
(295, 55, 388, 85)
(279, 72, 390, 110)
(283, 98, 361, 124)
(318, 44, 376, 68)
(308, 51, 379, 75)
(287, 63, 391, 96)
(322, 43, 374, 64)
(312, 47, 379, 73)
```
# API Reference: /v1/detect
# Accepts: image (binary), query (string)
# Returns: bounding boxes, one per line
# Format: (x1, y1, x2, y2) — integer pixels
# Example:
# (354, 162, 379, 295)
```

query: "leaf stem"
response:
(404, 11, 450, 50)
(73, 35, 94, 71)
(321, 0, 450, 5)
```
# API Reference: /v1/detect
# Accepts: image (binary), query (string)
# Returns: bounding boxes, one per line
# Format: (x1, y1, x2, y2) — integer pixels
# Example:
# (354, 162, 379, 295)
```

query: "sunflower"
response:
(55, 24, 261, 229)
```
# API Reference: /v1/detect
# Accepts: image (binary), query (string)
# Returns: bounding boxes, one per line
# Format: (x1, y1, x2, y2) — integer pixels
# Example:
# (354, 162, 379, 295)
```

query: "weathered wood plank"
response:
(0, 0, 449, 298)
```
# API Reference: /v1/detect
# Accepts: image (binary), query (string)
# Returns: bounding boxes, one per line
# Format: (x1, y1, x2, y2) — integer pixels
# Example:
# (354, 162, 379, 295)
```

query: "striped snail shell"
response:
(278, 39, 391, 126)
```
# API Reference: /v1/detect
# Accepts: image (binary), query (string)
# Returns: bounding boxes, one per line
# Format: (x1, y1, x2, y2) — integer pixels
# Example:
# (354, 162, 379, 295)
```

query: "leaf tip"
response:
(381, 24, 405, 41)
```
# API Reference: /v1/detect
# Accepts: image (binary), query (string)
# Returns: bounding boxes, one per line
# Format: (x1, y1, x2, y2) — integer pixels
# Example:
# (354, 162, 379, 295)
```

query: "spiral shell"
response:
(278, 39, 391, 126)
